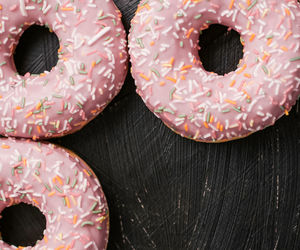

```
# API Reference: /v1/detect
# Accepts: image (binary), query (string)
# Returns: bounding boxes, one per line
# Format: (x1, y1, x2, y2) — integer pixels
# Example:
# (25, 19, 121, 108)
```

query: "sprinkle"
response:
(262, 65, 269, 75)
(181, 65, 193, 71)
(44, 183, 51, 191)
(229, 80, 236, 87)
(206, 112, 211, 123)
(169, 87, 176, 100)
(54, 185, 63, 193)
(81, 221, 94, 227)
(151, 68, 160, 77)
(164, 108, 175, 115)
(290, 57, 300, 62)
(225, 99, 237, 105)
(90, 201, 98, 211)
(284, 31, 292, 40)
(194, 14, 202, 19)
(186, 28, 194, 38)
(236, 63, 247, 74)
(136, 38, 144, 48)
(71, 178, 77, 188)
(88, 27, 111, 46)
(229, 0, 235, 9)
(69, 76, 75, 85)
(222, 109, 231, 113)
(139, 73, 150, 81)
(165, 76, 177, 83)
(247, 0, 257, 11)
(232, 107, 242, 113)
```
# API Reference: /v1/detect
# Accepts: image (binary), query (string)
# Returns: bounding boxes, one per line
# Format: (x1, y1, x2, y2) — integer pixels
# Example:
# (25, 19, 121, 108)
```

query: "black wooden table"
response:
(1, 0, 300, 249)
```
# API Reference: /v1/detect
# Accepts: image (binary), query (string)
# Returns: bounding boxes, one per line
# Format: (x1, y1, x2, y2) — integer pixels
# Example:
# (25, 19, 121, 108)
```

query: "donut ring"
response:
(0, 0, 128, 139)
(0, 138, 109, 249)
(129, 0, 300, 142)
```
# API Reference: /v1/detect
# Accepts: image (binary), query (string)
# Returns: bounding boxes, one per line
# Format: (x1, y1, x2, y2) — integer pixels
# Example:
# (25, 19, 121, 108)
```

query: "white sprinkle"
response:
(88, 27, 111, 46)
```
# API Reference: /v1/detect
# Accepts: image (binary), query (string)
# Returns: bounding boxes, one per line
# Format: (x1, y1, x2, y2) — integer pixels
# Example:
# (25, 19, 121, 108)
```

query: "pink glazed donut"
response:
(0, 138, 109, 249)
(129, 0, 300, 142)
(0, 0, 128, 140)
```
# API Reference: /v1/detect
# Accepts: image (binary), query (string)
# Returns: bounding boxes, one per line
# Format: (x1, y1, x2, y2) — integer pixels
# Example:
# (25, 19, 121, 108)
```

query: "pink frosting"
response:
(129, 0, 300, 142)
(0, 0, 128, 139)
(0, 138, 109, 250)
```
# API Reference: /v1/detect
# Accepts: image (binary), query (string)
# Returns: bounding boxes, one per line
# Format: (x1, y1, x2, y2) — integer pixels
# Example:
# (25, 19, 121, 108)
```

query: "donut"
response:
(0, 0, 128, 139)
(0, 138, 109, 249)
(129, 0, 300, 142)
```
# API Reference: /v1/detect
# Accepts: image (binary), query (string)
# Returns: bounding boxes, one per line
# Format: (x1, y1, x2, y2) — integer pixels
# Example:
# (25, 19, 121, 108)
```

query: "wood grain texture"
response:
(1, 0, 300, 249)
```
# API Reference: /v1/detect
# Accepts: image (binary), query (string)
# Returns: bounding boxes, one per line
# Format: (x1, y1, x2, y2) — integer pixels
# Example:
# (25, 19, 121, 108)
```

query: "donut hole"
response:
(198, 24, 244, 76)
(13, 24, 59, 76)
(0, 202, 46, 247)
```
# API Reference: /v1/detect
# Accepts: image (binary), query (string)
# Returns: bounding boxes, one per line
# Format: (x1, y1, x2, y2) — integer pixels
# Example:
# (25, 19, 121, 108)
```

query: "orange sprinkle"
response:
(73, 214, 78, 224)
(1, 144, 10, 149)
(244, 73, 251, 78)
(91, 61, 96, 67)
(246, 0, 251, 6)
(169, 57, 175, 65)
(229, 80, 236, 87)
(180, 75, 186, 80)
(150, 41, 155, 46)
(266, 38, 272, 46)
(65, 196, 71, 208)
(83, 169, 91, 177)
(56, 176, 63, 186)
(48, 191, 56, 197)
(181, 65, 193, 71)
(15, 106, 22, 110)
(25, 112, 33, 118)
(285, 8, 291, 16)
(23, 158, 27, 167)
(165, 76, 177, 83)
(203, 122, 209, 129)
(139, 73, 150, 81)
(229, 0, 235, 9)
(186, 28, 194, 38)
(119, 53, 123, 59)
(144, 3, 151, 10)
(66, 245, 71, 250)
(249, 33, 256, 42)
(32, 199, 39, 206)
(280, 46, 288, 51)
(262, 54, 268, 61)
(210, 115, 214, 123)
(184, 123, 188, 132)
(159, 81, 165, 86)
(225, 99, 237, 105)
(285, 110, 289, 116)
(182, 0, 189, 6)
(284, 31, 292, 40)
(236, 64, 246, 74)
(44, 235, 48, 243)
(220, 125, 224, 132)
(37, 126, 41, 134)
(242, 90, 250, 99)
(61, 7, 74, 11)
(0, 5, 2, 10)
(55, 246, 65, 250)
(217, 122, 220, 130)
